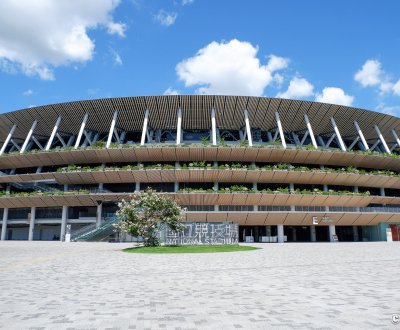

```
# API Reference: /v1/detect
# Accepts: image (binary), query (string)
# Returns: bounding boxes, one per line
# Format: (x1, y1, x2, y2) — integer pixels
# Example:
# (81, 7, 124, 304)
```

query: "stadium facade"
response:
(0, 95, 400, 242)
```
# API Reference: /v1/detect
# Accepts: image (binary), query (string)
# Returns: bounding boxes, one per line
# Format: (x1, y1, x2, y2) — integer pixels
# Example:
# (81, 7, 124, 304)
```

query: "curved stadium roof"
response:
(0, 95, 399, 145)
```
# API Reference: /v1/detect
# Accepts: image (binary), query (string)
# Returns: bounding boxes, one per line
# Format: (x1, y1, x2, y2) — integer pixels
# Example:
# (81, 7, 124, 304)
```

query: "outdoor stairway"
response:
(72, 217, 120, 242)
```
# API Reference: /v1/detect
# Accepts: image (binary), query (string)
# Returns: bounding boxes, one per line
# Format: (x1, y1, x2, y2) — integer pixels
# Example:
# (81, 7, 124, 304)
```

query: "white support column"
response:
(211, 108, 217, 145)
(140, 109, 149, 145)
(329, 224, 336, 242)
(75, 113, 88, 149)
(214, 182, 219, 211)
(310, 225, 317, 242)
(176, 108, 182, 145)
(45, 116, 61, 150)
(330, 117, 346, 151)
(354, 121, 369, 150)
(304, 114, 318, 148)
(277, 224, 284, 243)
(289, 183, 295, 212)
(21, 120, 37, 153)
(275, 112, 286, 149)
(60, 184, 68, 241)
(106, 111, 118, 148)
(0, 125, 16, 155)
(1, 208, 9, 240)
(252, 182, 258, 211)
(323, 184, 329, 212)
(60, 205, 68, 242)
(391, 129, 400, 151)
(135, 182, 140, 192)
(354, 186, 360, 212)
(374, 125, 391, 154)
(28, 207, 36, 241)
(96, 202, 102, 228)
(244, 109, 253, 147)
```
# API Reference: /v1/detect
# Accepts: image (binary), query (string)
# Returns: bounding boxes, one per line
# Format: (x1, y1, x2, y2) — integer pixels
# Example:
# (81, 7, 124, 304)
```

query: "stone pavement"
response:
(0, 241, 399, 329)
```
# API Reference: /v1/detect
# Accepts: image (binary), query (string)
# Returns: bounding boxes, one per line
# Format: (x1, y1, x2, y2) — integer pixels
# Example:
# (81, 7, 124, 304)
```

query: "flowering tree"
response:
(114, 189, 184, 246)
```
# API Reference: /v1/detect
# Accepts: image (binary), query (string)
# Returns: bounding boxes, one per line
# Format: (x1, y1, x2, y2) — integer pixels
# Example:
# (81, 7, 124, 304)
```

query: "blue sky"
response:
(0, 0, 400, 115)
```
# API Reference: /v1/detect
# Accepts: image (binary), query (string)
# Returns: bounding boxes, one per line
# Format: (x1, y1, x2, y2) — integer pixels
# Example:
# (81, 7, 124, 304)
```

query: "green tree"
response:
(115, 189, 184, 246)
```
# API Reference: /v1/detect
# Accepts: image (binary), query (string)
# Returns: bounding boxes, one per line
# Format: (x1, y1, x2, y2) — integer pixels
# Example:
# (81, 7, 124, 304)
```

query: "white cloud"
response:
(164, 87, 179, 95)
(23, 89, 34, 96)
(0, 0, 124, 80)
(182, 0, 194, 5)
(376, 103, 400, 116)
(315, 87, 354, 106)
(354, 59, 396, 95)
(354, 59, 383, 87)
(176, 39, 288, 96)
(266, 54, 289, 72)
(276, 77, 314, 99)
(110, 49, 122, 65)
(393, 79, 400, 96)
(107, 21, 127, 37)
(154, 10, 177, 26)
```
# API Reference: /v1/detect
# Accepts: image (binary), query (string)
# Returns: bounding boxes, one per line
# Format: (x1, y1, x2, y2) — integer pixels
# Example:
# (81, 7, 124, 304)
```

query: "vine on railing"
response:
(3, 142, 400, 160)
(54, 162, 399, 178)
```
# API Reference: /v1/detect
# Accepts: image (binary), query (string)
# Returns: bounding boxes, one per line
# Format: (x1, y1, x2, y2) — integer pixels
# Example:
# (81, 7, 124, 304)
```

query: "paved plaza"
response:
(0, 242, 400, 329)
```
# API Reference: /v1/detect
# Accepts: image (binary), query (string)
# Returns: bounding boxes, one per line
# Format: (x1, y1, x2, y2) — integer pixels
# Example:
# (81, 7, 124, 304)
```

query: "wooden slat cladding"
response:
(1, 96, 400, 147)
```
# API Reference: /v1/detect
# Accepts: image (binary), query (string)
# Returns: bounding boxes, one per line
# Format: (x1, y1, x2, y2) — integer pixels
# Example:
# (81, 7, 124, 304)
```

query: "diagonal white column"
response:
(106, 111, 118, 148)
(330, 117, 346, 151)
(0, 124, 16, 155)
(275, 112, 286, 148)
(45, 116, 62, 151)
(211, 108, 217, 145)
(374, 125, 391, 154)
(176, 107, 182, 145)
(243, 109, 253, 146)
(354, 121, 369, 150)
(391, 129, 400, 151)
(20, 120, 37, 153)
(304, 114, 317, 148)
(74, 113, 88, 149)
(140, 109, 149, 145)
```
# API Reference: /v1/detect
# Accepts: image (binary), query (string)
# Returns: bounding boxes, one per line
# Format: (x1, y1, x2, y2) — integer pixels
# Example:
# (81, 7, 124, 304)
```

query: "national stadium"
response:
(0, 95, 399, 243)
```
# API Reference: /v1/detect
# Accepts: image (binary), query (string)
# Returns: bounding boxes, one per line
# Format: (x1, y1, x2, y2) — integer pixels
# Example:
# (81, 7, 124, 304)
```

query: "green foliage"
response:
(123, 245, 259, 253)
(200, 136, 210, 146)
(90, 141, 106, 148)
(239, 139, 248, 147)
(114, 189, 184, 247)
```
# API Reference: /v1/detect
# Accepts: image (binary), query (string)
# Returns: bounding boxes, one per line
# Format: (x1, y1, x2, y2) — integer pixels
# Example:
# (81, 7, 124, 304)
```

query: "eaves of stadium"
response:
(0, 95, 399, 242)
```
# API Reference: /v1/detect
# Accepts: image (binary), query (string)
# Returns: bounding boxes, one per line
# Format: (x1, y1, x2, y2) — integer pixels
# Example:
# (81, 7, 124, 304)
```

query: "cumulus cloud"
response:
(164, 87, 180, 95)
(354, 59, 383, 87)
(0, 0, 125, 80)
(354, 59, 400, 95)
(315, 87, 354, 106)
(176, 39, 289, 96)
(154, 10, 178, 26)
(276, 77, 314, 99)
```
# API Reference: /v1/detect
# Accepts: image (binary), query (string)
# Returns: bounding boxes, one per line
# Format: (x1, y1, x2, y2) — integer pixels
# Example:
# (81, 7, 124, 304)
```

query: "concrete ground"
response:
(0, 242, 399, 330)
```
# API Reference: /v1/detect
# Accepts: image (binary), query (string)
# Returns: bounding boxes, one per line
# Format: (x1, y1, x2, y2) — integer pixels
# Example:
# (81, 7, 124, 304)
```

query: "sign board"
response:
(163, 222, 239, 245)
(312, 216, 333, 225)
(332, 234, 339, 242)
